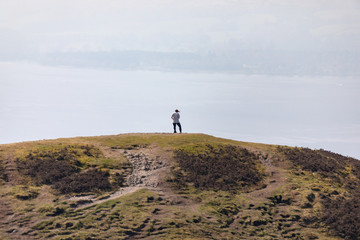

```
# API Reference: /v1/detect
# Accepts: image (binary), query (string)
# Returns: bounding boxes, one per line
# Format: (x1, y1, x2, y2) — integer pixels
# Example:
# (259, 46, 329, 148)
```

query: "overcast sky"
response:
(1, 1, 360, 158)
(1, 0, 360, 55)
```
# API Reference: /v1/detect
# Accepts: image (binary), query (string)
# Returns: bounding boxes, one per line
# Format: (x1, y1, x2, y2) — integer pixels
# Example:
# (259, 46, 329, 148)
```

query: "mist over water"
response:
(1, 61, 359, 159)
(1, 1, 359, 158)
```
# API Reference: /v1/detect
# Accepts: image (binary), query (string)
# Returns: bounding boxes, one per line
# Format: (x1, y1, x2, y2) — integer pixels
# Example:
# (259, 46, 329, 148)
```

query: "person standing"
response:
(171, 109, 182, 133)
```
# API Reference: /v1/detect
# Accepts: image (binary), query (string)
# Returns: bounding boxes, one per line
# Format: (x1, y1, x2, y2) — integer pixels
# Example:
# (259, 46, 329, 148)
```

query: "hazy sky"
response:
(1, 0, 360, 55)
(1, 1, 360, 158)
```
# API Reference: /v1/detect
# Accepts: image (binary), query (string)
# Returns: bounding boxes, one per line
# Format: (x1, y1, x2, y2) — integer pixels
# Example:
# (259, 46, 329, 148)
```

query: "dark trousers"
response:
(173, 123, 182, 133)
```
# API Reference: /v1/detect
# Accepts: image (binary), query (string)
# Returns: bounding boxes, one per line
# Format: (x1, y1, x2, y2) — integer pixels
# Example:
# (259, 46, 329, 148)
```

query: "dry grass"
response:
(0, 133, 357, 240)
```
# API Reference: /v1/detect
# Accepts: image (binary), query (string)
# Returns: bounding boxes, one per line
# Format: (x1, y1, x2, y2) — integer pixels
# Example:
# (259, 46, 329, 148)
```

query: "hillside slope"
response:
(0, 133, 359, 240)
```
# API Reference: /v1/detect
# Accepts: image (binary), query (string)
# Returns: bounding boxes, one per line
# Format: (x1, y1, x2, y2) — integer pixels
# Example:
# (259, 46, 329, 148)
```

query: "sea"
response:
(1, 61, 359, 159)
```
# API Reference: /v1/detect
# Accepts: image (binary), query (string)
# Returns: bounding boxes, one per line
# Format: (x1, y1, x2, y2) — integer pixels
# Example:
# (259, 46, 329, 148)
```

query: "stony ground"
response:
(68, 146, 173, 209)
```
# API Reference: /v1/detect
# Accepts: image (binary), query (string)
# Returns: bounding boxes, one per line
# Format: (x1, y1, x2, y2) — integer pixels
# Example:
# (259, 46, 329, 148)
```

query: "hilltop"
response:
(0, 133, 359, 240)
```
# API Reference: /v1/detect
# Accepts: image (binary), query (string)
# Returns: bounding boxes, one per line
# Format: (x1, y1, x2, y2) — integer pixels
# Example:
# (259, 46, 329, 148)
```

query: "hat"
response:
(175, 109, 180, 112)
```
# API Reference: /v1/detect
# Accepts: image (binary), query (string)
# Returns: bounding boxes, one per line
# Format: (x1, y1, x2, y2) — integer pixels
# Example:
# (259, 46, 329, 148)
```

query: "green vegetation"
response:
(33, 189, 163, 239)
(0, 133, 357, 239)
(82, 133, 257, 150)
(278, 146, 360, 240)
(11, 185, 40, 200)
(16, 144, 103, 168)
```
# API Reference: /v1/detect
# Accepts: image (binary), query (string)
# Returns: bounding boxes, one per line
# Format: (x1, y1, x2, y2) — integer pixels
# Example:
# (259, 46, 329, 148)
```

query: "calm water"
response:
(1, 62, 359, 159)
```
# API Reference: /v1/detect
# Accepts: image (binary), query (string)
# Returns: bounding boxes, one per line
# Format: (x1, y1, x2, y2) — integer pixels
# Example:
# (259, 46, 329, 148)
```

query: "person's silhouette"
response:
(171, 109, 182, 133)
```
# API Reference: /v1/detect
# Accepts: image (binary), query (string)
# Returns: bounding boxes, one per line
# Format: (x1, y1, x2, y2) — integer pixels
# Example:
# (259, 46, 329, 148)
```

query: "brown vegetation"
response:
(17, 158, 80, 185)
(322, 192, 360, 240)
(15, 145, 120, 194)
(1, 134, 359, 240)
(277, 147, 346, 176)
(0, 159, 5, 182)
(172, 144, 264, 191)
(54, 168, 112, 194)
(277, 147, 360, 185)
(278, 146, 360, 240)
(16, 155, 80, 185)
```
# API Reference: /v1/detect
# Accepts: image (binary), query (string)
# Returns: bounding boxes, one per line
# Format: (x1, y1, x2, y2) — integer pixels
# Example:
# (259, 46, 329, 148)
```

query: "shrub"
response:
(16, 145, 121, 194)
(80, 145, 102, 157)
(318, 149, 360, 179)
(16, 145, 105, 185)
(112, 172, 125, 187)
(172, 144, 264, 191)
(307, 193, 316, 202)
(277, 147, 346, 175)
(278, 147, 360, 190)
(280, 147, 360, 239)
(322, 193, 360, 240)
(0, 159, 6, 182)
(17, 158, 79, 185)
(53, 168, 112, 194)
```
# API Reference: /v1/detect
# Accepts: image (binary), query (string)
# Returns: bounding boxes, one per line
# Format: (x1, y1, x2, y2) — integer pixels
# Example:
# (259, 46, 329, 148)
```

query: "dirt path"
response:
(228, 152, 288, 230)
(70, 147, 288, 210)
(1, 144, 290, 239)
(248, 153, 287, 199)
(69, 146, 173, 208)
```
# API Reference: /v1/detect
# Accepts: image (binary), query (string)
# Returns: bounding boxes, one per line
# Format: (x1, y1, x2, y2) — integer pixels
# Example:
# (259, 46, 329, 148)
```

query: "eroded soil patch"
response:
(69, 146, 172, 208)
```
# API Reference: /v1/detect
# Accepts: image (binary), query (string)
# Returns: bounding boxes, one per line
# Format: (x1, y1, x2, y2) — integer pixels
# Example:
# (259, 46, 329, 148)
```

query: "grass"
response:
(10, 185, 40, 200)
(0, 133, 356, 240)
(80, 133, 268, 150)
(35, 189, 161, 239)
(278, 146, 360, 239)
(16, 144, 103, 167)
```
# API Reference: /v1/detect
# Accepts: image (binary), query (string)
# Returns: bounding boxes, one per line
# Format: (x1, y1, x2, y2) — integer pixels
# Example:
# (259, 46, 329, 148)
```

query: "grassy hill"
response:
(0, 133, 359, 240)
